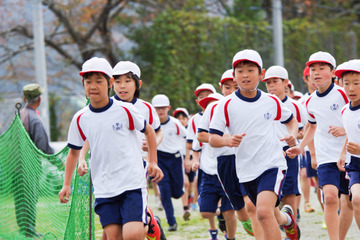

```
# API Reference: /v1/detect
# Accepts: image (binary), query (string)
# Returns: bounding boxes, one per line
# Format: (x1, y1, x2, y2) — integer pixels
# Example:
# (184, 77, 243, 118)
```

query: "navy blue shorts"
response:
(346, 156, 360, 190)
(217, 154, 245, 210)
(199, 172, 233, 213)
(94, 188, 147, 228)
(299, 154, 306, 169)
(242, 168, 286, 207)
(282, 147, 301, 196)
(157, 150, 184, 199)
(305, 151, 318, 178)
(318, 162, 349, 195)
(186, 170, 196, 183)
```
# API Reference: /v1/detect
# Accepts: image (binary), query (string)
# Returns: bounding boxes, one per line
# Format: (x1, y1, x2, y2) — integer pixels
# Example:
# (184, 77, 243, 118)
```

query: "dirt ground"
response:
(143, 187, 359, 240)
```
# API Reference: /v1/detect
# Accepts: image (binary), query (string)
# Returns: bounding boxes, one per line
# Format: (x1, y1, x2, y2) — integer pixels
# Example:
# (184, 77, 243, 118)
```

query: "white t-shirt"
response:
(341, 103, 360, 158)
(298, 92, 312, 151)
(186, 112, 202, 143)
(192, 136, 217, 175)
(67, 99, 147, 198)
(209, 90, 292, 182)
(157, 116, 187, 154)
(274, 95, 308, 147)
(305, 84, 349, 165)
(197, 101, 234, 157)
(112, 96, 161, 158)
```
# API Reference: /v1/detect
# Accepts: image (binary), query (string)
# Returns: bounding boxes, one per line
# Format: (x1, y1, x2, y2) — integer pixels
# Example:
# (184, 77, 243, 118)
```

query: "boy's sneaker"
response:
(241, 219, 254, 236)
(208, 229, 218, 240)
(281, 205, 301, 240)
(154, 216, 166, 240)
(217, 212, 226, 233)
(304, 202, 315, 213)
(168, 223, 177, 231)
(183, 210, 191, 221)
(146, 207, 162, 240)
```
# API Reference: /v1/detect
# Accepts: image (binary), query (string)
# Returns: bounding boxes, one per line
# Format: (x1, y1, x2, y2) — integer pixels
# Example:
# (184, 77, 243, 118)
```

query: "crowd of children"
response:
(57, 49, 360, 240)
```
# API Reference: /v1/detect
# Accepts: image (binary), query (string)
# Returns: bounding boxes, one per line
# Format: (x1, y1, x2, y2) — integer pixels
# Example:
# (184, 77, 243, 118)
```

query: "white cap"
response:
(112, 61, 141, 78)
(172, 107, 190, 118)
(152, 94, 170, 107)
(288, 80, 295, 92)
(194, 83, 216, 97)
(198, 93, 224, 109)
(293, 91, 304, 100)
(306, 51, 336, 68)
(232, 49, 263, 69)
(79, 57, 113, 78)
(261, 65, 288, 82)
(335, 59, 360, 78)
(220, 69, 234, 85)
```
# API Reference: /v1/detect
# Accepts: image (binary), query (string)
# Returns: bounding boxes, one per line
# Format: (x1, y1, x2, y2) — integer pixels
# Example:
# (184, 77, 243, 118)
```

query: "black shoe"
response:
(155, 216, 167, 240)
(217, 212, 226, 233)
(168, 223, 177, 231)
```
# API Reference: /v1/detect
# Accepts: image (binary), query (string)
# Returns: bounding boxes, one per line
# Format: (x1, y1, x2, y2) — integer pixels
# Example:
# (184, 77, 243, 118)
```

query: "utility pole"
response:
(272, 0, 284, 66)
(32, 0, 50, 137)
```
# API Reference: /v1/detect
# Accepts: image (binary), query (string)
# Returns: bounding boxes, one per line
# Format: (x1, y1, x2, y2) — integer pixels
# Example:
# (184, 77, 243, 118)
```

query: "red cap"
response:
(303, 66, 309, 77)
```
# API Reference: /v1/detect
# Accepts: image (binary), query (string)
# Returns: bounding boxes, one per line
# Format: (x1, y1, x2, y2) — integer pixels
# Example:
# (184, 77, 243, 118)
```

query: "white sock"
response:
(284, 213, 292, 226)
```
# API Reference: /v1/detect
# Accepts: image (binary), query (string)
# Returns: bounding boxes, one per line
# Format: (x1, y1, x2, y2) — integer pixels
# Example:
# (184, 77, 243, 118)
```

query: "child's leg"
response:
(315, 177, 324, 211)
(181, 174, 190, 220)
(339, 194, 353, 240)
(122, 222, 145, 240)
(256, 191, 282, 240)
(244, 196, 264, 239)
(300, 167, 312, 210)
(322, 184, 340, 239)
(282, 194, 297, 220)
(103, 224, 122, 240)
(222, 209, 237, 239)
(351, 184, 360, 229)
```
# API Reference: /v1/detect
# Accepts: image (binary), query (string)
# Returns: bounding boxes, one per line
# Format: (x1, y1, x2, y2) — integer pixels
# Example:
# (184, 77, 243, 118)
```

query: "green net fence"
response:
(0, 114, 95, 239)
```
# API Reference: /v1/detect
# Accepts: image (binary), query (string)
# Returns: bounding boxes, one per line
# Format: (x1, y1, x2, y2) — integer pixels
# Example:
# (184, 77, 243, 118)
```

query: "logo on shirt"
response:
(264, 112, 272, 120)
(330, 104, 339, 111)
(112, 122, 123, 131)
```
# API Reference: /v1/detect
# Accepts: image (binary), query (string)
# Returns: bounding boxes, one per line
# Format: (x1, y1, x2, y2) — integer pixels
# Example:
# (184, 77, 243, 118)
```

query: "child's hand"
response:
(192, 162, 200, 172)
(311, 154, 318, 170)
(148, 163, 164, 183)
(142, 139, 149, 152)
(286, 146, 302, 159)
(347, 141, 360, 155)
(77, 159, 88, 176)
(228, 133, 246, 147)
(337, 156, 346, 172)
(280, 134, 296, 147)
(328, 126, 346, 137)
(58, 186, 71, 203)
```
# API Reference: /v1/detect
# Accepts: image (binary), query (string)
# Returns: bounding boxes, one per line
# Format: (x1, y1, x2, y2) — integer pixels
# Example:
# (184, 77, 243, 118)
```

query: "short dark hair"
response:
(113, 72, 141, 98)
(233, 60, 262, 74)
(174, 112, 188, 119)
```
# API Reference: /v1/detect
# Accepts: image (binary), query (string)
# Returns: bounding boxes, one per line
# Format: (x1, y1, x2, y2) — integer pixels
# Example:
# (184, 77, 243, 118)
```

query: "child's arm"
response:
(142, 129, 163, 152)
(280, 117, 299, 147)
(58, 148, 81, 203)
(197, 131, 209, 143)
(77, 140, 89, 176)
(191, 151, 201, 172)
(209, 133, 246, 148)
(144, 123, 163, 183)
(286, 122, 316, 158)
(337, 137, 348, 172)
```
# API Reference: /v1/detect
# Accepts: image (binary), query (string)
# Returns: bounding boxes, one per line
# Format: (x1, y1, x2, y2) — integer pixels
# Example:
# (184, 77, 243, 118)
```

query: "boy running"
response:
(209, 49, 300, 240)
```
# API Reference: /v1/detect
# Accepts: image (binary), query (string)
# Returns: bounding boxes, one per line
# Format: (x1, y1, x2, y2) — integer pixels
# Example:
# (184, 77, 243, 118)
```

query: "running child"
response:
(152, 94, 187, 231)
(173, 107, 195, 220)
(335, 59, 360, 229)
(287, 51, 352, 240)
(209, 49, 300, 240)
(196, 70, 254, 238)
(58, 57, 163, 240)
(184, 83, 216, 209)
(262, 65, 308, 221)
(76, 60, 165, 240)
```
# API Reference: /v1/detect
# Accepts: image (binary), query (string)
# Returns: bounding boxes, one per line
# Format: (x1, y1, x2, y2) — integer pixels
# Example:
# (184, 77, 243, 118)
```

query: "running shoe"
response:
(241, 219, 254, 236)
(146, 207, 161, 240)
(281, 205, 301, 240)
